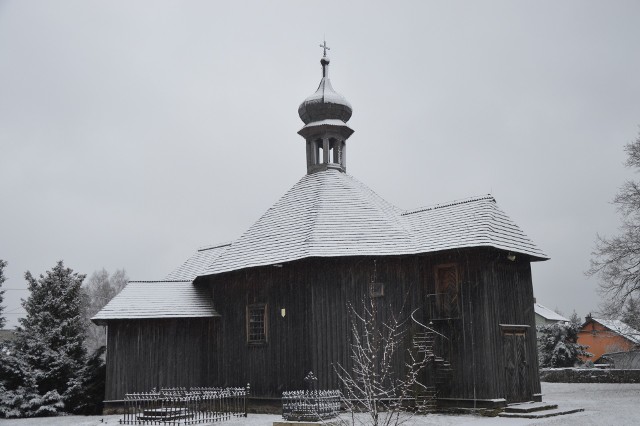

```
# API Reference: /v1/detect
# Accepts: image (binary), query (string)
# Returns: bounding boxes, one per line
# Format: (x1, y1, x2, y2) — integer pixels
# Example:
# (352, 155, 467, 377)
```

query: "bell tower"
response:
(298, 42, 354, 174)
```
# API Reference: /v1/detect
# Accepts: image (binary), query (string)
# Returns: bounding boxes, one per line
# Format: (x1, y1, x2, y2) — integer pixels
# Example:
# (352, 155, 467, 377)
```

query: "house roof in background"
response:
(534, 303, 569, 322)
(592, 318, 640, 345)
(201, 170, 548, 276)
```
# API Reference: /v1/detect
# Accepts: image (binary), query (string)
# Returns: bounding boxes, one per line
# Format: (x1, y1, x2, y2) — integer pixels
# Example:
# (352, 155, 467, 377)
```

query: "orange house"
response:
(578, 317, 640, 361)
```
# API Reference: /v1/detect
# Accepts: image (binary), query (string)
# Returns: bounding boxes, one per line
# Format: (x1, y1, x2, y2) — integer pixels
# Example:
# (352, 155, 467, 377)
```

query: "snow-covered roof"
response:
(402, 196, 546, 259)
(201, 169, 547, 276)
(91, 280, 219, 325)
(593, 318, 640, 345)
(165, 243, 231, 281)
(534, 303, 569, 322)
(92, 243, 230, 323)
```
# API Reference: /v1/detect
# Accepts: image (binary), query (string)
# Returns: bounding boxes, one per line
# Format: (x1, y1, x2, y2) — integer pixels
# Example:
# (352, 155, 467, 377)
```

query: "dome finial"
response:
(298, 42, 354, 174)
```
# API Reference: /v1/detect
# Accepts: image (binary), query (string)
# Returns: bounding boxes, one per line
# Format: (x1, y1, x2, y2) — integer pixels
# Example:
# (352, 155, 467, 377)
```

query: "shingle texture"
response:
(202, 169, 547, 276)
(91, 280, 219, 324)
(91, 243, 229, 323)
(165, 243, 231, 281)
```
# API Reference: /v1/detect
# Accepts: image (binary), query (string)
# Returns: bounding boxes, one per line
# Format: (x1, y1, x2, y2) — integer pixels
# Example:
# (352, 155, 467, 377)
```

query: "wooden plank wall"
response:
(103, 248, 541, 404)
(209, 265, 312, 397)
(207, 256, 421, 398)
(423, 250, 540, 402)
(490, 257, 541, 398)
(105, 318, 217, 400)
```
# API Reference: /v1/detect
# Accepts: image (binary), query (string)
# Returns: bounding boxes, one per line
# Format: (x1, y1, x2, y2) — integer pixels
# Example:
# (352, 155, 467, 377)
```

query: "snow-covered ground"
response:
(2, 382, 639, 425)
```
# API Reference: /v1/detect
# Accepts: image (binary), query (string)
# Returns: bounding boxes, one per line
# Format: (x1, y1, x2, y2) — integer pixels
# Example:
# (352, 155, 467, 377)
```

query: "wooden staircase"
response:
(411, 314, 452, 413)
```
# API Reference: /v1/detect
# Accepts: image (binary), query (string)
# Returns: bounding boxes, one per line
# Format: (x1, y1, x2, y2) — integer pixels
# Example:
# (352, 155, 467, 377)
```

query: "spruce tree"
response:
(14, 261, 87, 409)
(537, 322, 592, 368)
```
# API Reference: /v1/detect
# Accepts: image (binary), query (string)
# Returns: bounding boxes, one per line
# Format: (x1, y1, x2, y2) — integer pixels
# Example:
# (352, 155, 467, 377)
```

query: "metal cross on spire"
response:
(319, 40, 330, 57)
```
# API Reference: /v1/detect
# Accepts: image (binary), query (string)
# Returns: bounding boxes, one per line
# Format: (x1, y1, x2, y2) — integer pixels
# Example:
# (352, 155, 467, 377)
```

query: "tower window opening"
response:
(329, 138, 338, 164)
(315, 140, 322, 165)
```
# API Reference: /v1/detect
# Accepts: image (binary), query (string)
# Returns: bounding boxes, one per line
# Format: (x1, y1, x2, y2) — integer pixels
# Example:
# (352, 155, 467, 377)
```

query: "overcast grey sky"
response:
(1, 1, 639, 328)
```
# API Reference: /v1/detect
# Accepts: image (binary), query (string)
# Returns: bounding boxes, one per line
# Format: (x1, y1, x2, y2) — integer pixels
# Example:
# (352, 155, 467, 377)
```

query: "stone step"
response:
(138, 407, 193, 421)
(499, 407, 585, 419)
(504, 402, 558, 413)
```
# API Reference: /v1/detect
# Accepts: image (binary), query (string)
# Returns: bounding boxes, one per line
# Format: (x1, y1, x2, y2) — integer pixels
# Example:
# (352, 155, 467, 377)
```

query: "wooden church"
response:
(93, 49, 548, 409)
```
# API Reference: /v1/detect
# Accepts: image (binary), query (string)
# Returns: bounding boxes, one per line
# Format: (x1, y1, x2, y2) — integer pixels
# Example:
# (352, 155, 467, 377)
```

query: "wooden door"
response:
(502, 326, 531, 403)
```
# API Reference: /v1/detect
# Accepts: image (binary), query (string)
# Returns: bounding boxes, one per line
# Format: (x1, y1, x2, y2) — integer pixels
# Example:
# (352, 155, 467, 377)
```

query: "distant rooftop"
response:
(534, 303, 569, 322)
(591, 318, 640, 345)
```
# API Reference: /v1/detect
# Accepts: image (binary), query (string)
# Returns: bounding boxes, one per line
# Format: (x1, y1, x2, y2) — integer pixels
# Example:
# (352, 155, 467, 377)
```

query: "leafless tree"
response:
(588, 133, 640, 313)
(81, 269, 127, 354)
(333, 297, 428, 426)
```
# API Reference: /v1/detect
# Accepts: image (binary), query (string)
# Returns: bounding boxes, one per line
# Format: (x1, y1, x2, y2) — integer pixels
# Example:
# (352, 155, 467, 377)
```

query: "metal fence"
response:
(282, 390, 341, 422)
(120, 385, 249, 425)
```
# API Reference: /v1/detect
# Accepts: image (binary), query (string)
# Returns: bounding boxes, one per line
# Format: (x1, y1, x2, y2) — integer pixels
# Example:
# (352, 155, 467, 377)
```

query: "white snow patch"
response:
(1, 383, 639, 425)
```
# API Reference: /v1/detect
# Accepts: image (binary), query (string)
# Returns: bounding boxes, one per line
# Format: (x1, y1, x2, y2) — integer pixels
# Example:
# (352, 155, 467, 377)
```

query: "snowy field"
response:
(2, 382, 639, 425)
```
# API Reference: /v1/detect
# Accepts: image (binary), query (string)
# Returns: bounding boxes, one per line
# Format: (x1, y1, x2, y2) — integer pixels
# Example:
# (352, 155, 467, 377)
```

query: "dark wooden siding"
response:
(105, 318, 217, 400)
(104, 248, 541, 404)
(204, 256, 423, 398)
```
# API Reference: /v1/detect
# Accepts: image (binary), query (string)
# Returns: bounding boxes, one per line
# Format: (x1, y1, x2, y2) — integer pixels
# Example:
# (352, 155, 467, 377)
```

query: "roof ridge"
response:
(198, 242, 233, 252)
(303, 172, 325, 254)
(402, 194, 495, 216)
(345, 173, 416, 245)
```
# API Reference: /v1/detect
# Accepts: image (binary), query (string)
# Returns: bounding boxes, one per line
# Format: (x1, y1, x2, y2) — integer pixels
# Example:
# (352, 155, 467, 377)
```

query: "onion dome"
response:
(298, 55, 352, 124)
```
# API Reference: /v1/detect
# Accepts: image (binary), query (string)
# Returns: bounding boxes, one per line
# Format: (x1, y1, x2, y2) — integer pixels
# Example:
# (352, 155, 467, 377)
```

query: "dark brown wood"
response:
(104, 248, 541, 407)
(104, 318, 218, 401)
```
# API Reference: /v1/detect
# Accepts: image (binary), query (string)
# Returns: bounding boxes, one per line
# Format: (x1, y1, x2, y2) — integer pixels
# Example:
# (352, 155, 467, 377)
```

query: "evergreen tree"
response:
(569, 310, 582, 326)
(12, 261, 87, 412)
(0, 259, 6, 329)
(537, 322, 591, 368)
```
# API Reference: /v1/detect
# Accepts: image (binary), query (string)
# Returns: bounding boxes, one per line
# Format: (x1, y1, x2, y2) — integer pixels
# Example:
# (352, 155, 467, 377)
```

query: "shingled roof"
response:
(165, 243, 231, 280)
(91, 280, 219, 325)
(91, 243, 229, 323)
(201, 169, 547, 276)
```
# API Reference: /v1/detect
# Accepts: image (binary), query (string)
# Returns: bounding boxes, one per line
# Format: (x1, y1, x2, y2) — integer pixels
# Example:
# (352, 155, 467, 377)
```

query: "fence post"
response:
(244, 383, 250, 417)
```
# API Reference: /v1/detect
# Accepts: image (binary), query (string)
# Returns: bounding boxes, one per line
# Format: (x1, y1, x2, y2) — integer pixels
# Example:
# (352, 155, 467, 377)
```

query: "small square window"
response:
(247, 304, 267, 345)
(369, 282, 384, 298)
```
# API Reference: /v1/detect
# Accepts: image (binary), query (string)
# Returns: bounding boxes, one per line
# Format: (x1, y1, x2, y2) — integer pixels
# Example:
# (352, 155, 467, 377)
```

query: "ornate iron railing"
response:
(120, 385, 249, 425)
(282, 389, 341, 422)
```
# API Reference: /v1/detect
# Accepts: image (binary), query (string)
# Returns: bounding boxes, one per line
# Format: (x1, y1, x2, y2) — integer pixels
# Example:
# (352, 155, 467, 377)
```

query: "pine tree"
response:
(569, 310, 582, 326)
(13, 261, 87, 412)
(0, 259, 6, 329)
(537, 322, 591, 368)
